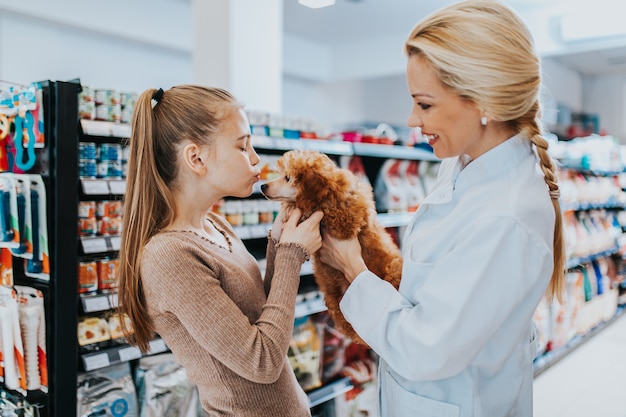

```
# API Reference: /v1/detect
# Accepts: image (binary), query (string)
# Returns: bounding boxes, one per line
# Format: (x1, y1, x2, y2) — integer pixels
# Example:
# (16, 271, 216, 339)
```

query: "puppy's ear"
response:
(296, 170, 330, 213)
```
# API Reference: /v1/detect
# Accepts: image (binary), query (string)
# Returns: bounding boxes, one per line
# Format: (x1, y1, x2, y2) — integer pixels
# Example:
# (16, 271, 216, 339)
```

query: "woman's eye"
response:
(418, 103, 431, 110)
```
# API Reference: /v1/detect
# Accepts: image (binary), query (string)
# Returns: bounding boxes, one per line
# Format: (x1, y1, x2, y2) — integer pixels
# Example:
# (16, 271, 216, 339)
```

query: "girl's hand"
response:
(280, 208, 324, 255)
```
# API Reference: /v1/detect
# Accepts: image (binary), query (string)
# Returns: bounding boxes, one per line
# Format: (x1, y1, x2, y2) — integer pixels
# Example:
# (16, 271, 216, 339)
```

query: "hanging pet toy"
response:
(0, 114, 10, 171)
(13, 110, 37, 172)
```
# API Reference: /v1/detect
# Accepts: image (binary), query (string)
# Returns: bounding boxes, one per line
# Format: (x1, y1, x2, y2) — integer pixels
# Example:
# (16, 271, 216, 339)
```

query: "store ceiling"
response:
(282, 0, 626, 77)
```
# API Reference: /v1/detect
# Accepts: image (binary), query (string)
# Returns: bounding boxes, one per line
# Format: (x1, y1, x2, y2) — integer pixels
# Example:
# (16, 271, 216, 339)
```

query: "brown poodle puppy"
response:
(261, 150, 402, 345)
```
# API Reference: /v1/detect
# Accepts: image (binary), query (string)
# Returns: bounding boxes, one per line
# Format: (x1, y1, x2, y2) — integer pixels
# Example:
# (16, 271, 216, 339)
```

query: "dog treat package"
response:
(402, 160, 426, 212)
(135, 353, 203, 417)
(288, 315, 322, 391)
(340, 156, 371, 188)
(312, 311, 349, 384)
(374, 159, 408, 213)
(77, 362, 138, 417)
(334, 343, 379, 417)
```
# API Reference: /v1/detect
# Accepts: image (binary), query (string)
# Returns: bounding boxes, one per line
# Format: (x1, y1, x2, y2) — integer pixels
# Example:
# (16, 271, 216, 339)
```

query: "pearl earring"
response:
(481, 116, 487, 126)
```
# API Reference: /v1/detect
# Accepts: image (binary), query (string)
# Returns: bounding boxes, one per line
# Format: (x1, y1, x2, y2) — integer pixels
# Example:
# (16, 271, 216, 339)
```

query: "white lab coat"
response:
(340, 134, 554, 417)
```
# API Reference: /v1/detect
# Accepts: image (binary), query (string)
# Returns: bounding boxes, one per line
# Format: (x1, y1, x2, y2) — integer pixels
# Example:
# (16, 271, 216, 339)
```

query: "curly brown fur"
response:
(261, 150, 402, 345)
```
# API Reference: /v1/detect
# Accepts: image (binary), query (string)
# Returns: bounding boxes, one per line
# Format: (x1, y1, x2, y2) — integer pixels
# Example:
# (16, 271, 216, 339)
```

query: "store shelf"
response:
(80, 178, 126, 195)
(81, 119, 131, 138)
(307, 377, 354, 408)
(566, 244, 621, 269)
(377, 212, 414, 228)
(533, 305, 625, 377)
(251, 134, 441, 161)
(232, 223, 273, 240)
(252, 135, 353, 155)
(80, 338, 169, 372)
(295, 292, 327, 319)
(561, 198, 625, 212)
(352, 142, 439, 161)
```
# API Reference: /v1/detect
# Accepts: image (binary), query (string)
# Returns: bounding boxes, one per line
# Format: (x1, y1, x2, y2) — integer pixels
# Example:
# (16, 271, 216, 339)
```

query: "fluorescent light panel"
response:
(561, 10, 626, 42)
(298, 0, 336, 9)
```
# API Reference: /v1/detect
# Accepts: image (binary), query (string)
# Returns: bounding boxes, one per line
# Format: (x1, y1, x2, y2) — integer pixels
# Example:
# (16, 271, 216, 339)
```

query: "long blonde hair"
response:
(405, 0, 564, 301)
(117, 85, 240, 352)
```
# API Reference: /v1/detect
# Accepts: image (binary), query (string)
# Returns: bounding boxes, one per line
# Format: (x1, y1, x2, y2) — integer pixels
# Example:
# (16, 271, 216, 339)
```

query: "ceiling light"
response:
(298, 0, 335, 9)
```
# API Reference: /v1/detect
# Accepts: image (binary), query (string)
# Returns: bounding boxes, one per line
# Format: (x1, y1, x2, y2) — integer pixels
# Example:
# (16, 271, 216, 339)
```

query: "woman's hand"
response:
(319, 231, 367, 283)
(279, 208, 324, 255)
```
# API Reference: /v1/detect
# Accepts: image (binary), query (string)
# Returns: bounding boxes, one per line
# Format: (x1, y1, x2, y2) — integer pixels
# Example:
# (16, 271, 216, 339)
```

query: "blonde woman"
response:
(319, 1, 564, 416)
(117, 85, 323, 416)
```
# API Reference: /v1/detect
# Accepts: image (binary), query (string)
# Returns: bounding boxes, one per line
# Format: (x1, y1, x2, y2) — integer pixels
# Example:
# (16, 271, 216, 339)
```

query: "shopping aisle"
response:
(533, 311, 626, 417)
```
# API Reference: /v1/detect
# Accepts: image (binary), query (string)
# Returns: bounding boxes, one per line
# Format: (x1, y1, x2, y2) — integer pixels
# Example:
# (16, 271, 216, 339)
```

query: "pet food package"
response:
(402, 160, 426, 212)
(288, 315, 322, 391)
(77, 362, 138, 417)
(334, 343, 379, 417)
(135, 353, 203, 417)
(14, 285, 48, 391)
(313, 311, 349, 384)
(340, 156, 371, 188)
(0, 286, 27, 391)
(374, 159, 407, 213)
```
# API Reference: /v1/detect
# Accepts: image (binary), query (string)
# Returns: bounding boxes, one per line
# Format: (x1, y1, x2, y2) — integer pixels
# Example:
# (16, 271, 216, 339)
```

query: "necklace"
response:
(205, 217, 233, 252)
(165, 217, 233, 253)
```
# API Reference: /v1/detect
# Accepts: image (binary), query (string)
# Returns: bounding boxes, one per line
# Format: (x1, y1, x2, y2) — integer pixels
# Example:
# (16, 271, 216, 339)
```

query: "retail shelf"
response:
(560, 166, 624, 177)
(252, 135, 353, 155)
(251, 134, 441, 161)
(533, 305, 625, 377)
(566, 244, 621, 269)
(80, 235, 121, 254)
(352, 142, 439, 161)
(377, 212, 415, 228)
(232, 223, 272, 240)
(307, 377, 354, 408)
(295, 292, 327, 319)
(81, 119, 131, 138)
(561, 198, 625, 212)
(80, 178, 126, 195)
(80, 338, 169, 372)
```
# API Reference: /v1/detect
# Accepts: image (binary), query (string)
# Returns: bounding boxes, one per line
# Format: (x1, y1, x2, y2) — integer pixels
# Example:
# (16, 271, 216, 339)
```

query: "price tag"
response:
(82, 180, 110, 195)
(108, 180, 126, 195)
(82, 296, 110, 313)
(83, 353, 110, 371)
(81, 120, 111, 136)
(82, 238, 109, 254)
(148, 339, 167, 354)
(109, 236, 122, 251)
(118, 346, 142, 362)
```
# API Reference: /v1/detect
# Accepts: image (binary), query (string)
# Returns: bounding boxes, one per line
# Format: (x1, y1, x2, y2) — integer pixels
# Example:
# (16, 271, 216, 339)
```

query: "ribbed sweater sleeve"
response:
(141, 231, 307, 384)
(264, 234, 279, 296)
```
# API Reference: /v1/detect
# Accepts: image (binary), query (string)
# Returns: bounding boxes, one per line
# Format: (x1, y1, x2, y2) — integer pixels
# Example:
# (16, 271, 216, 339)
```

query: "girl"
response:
(117, 85, 323, 416)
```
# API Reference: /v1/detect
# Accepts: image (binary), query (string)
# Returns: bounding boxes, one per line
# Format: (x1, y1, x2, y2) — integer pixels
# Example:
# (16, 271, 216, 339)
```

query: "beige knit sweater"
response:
(140, 212, 312, 416)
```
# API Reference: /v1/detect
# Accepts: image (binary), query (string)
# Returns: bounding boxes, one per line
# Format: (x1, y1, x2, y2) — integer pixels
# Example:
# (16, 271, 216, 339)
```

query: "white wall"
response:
(582, 75, 626, 139)
(0, 0, 618, 140)
(0, 0, 192, 93)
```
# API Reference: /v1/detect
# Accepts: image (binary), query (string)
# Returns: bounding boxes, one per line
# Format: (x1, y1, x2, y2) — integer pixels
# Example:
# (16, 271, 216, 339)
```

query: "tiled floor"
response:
(533, 311, 626, 417)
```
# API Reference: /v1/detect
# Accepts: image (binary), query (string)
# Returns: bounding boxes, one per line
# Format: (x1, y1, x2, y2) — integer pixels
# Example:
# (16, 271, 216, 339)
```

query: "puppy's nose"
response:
(260, 183, 268, 192)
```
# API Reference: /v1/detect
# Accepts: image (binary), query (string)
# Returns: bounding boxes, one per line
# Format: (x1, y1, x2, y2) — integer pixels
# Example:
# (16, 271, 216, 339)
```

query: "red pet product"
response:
(98, 257, 119, 291)
(78, 261, 98, 293)
(78, 217, 97, 237)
